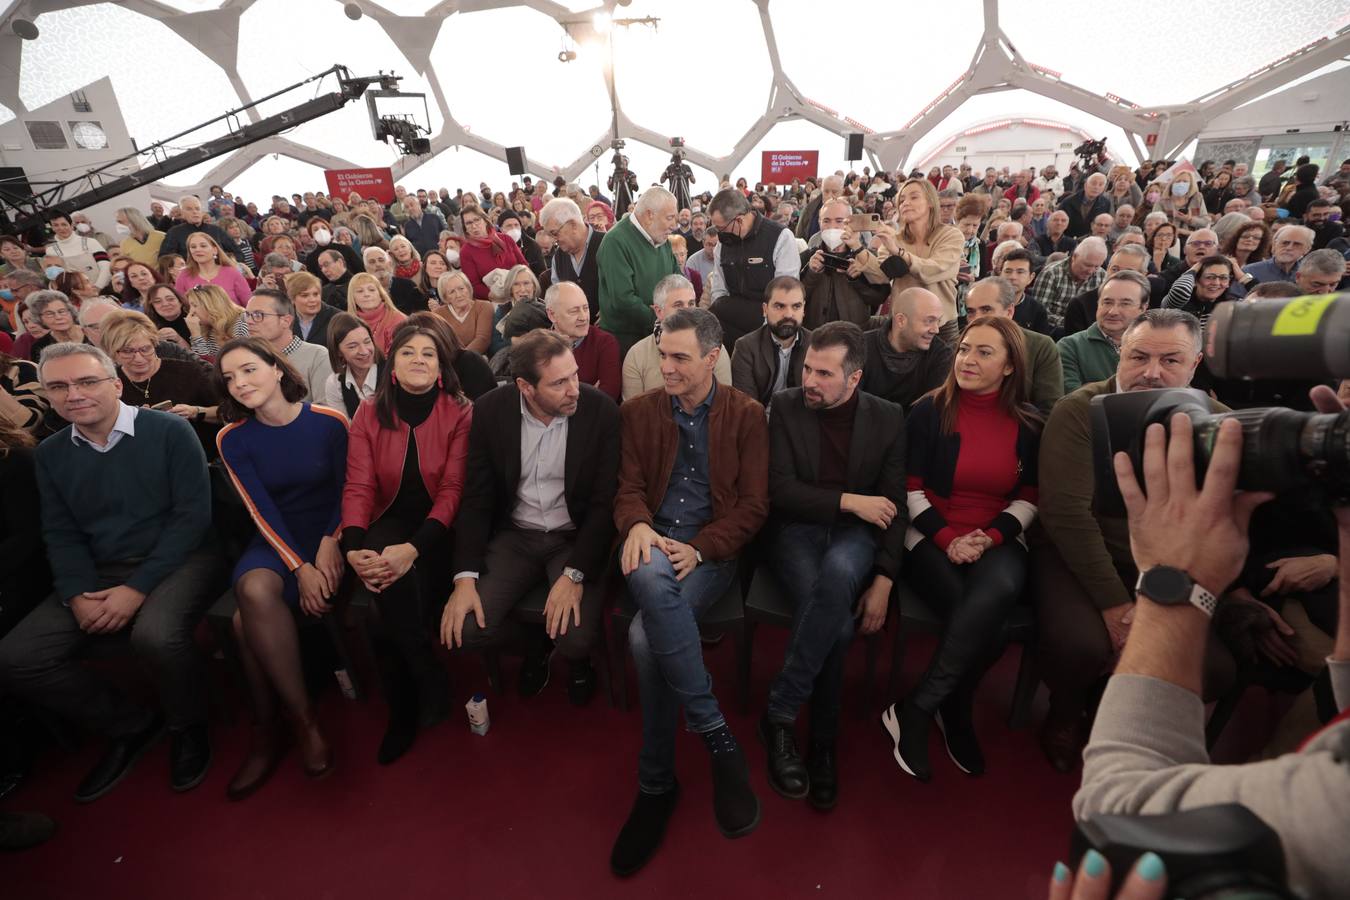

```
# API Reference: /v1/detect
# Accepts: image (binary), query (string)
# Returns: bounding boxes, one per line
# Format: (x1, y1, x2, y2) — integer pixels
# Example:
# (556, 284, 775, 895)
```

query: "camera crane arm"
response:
(3, 65, 401, 235)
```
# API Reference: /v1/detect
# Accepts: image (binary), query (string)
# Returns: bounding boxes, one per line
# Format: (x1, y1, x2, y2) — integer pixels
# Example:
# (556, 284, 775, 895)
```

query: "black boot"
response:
(169, 723, 212, 792)
(880, 700, 931, 782)
(757, 713, 808, 800)
(610, 781, 680, 877)
(518, 633, 554, 699)
(806, 741, 838, 811)
(373, 640, 419, 766)
(936, 687, 985, 776)
(74, 712, 165, 803)
(702, 725, 759, 838)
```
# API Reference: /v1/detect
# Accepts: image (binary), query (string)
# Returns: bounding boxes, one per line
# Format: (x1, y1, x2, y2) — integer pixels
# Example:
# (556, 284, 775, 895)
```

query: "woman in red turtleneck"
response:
(881, 315, 1043, 784)
(345, 272, 407, 354)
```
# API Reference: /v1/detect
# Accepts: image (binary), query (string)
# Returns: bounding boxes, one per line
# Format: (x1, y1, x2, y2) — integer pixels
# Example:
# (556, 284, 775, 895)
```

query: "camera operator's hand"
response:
(1112, 415, 1272, 597)
(1049, 850, 1166, 900)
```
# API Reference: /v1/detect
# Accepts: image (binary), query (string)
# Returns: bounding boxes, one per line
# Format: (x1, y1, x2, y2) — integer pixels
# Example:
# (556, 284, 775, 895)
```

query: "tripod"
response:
(662, 152, 694, 212)
(608, 153, 638, 218)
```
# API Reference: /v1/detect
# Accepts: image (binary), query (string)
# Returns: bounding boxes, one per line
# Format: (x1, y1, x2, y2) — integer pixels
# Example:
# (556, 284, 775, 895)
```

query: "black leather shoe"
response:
(418, 674, 452, 729)
(169, 724, 211, 792)
(806, 742, 838, 811)
(0, 811, 57, 850)
(518, 644, 553, 699)
(757, 713, 808, 800)
(610, 782, 680, 877)
(880, 700, 931, 782)
(377, 714, 417, 766)
(74, 713, 164, 804)
(935, 708, 985, 776)
(567, 660, 596, 707)
(708, 740, 760, 838)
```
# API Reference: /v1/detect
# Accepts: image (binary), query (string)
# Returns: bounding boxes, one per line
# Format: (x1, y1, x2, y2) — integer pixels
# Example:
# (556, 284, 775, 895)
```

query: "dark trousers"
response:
(906, 539, 1026, 712)
(1032, 541, 1236, 716)
(766, 522, 874, 742)
(0, 547, 219, 735)
(357, 518, 449, 693)
(456, 528, 604, 661)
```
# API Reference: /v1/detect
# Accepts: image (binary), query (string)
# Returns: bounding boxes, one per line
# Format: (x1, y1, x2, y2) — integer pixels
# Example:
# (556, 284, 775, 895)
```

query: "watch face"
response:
(1142, 566, 1190, 603)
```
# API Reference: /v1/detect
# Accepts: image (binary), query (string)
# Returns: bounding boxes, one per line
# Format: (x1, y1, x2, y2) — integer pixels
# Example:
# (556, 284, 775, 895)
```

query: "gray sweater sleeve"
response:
(1073, 669, 1350, 900)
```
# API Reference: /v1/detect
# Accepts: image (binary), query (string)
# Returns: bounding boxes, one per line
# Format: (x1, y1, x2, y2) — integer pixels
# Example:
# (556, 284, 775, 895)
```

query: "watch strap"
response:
(1135, 569, 1218, 618)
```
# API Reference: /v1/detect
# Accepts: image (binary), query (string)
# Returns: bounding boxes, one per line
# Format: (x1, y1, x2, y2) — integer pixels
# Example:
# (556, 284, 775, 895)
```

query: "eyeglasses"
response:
(40, 308, 72, 319)
(1187, 240, 1217, 249)
(44, 376, 116, 395)
(1198, 274, 1231, 283)
(116, 345, 157, 359)
(242, 310, 282, 322)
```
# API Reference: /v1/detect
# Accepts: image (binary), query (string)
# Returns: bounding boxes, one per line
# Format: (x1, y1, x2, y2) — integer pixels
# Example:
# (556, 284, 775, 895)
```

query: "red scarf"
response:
(395, 258, 421, 280)
(466, 229, 506, 255)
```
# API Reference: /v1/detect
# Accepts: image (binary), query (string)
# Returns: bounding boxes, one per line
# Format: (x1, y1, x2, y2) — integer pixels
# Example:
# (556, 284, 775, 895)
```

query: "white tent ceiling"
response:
(2, 0, 1349, 202)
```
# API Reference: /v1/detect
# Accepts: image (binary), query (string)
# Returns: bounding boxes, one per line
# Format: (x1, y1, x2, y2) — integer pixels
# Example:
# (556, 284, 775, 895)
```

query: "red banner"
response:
(324, 167, 396, 204)
(761, 150, 819, 185)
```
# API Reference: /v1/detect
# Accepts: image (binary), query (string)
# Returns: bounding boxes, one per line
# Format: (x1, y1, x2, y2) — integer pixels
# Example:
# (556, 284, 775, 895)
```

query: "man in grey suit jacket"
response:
(730, 276, 809, 408)
(759, 322, 907, 810)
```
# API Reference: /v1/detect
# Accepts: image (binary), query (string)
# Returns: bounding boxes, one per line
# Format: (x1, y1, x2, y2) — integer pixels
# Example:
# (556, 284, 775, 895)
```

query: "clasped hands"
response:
(621, 523, 700, 581)
(947, 529, 993, 564)
(346, 541, 416, 598)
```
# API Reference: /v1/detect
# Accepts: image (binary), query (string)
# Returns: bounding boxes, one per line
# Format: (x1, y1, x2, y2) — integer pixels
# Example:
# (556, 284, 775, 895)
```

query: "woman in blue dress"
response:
(215, 337, 348, 800)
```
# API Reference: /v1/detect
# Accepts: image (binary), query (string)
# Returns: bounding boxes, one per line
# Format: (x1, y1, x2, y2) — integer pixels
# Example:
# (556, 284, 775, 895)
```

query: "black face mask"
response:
(718, 230, 742, 246)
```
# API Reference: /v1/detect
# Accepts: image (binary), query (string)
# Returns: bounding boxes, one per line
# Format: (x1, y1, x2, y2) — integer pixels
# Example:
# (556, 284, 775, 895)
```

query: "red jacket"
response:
(459, 230, 527, 300)
(1003, 185, 1040, 204)
(573, 326, 621, 402)
(342, 393, 473, 530)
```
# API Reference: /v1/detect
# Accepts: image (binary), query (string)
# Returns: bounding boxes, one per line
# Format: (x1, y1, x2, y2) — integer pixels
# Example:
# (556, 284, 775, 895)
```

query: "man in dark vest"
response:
(541, 197, 604, 323)
(707, 188, 802, 348)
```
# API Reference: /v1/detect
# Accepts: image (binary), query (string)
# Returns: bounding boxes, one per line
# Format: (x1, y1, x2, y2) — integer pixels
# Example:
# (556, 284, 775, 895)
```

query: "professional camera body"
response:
(1075, 137, 1108, 168)
(1092, 294, 1350, 514)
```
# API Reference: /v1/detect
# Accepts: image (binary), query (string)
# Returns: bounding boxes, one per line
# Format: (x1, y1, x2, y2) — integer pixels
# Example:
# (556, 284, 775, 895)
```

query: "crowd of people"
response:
(0, 153, 1347, 894)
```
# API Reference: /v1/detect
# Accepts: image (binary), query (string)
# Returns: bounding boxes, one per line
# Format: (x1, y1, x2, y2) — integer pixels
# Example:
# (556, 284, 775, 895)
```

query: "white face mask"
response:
(445, 250, 460, 266)
(313, 229, 332, 246)
(75, 222, 91, 234)
(1170, 182, 1189, 197)
(503, 227, 522, 243)
(819, 228, 845, 249)
(115, 223, 131, 235)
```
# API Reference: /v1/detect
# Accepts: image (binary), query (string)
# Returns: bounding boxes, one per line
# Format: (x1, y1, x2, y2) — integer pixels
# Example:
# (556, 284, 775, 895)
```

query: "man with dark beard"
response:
(730, 276, 810, 408)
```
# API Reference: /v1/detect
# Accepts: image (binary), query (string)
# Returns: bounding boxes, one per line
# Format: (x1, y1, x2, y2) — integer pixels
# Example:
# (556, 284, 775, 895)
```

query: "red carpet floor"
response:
(6, 629, 1091, 899)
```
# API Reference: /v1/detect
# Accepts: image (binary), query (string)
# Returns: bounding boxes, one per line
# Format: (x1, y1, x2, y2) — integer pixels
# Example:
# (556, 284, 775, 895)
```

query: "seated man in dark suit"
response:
(730, 275, 809, 408)
(441, 329, 620, 705)
(761, 322, 906, 811)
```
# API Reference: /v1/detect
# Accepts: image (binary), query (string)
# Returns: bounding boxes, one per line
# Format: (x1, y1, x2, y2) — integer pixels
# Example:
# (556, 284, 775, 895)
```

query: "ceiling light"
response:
(592, 11, 611, 33)
(12, 19, 39, 40)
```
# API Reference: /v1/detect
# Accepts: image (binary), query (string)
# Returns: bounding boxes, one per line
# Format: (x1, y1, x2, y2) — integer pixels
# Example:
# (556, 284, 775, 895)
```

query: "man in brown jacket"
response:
(609, 307, 769, 877)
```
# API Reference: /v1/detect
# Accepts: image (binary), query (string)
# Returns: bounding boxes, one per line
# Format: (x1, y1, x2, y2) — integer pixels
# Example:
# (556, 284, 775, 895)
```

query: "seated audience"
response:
(800, 199, 888, 329)
(1244, 225, 1312, 285)
(342, 321, 472, 764)
(760, 322, 906, 810)
(1034, 309, 1237, 772)
(322, 313, 382, 418)
(215, 338, 347, 797)
(1221, 219, 1270, 270)
(1059, 270, 1149, 392)
(880, 316, 1041, 782)
(459, 206, 526, 301)
(545, 282, 620, 402)
(441, 329, 619, 705)
(146, 284, 194, 350)
(415, 250, 451, 307)
(963, 278, 1063, 412)
(730, 276, 809, 408)
(174, 232, 250, 307)
(0, 343, 215, 802)
(184, 284, 249, 362)
(0, 415, 49, 640)
(1292, 248, 1349, 296)
(1060, 244, 1150, 337)
(995, 248, 1052, 335)
(541, 197, 604, 322)
(1026, 237, 1107, 332)
(608, 307, 767, 877)
(622, 274, 732, 400)
(1035, 210, 1075, 257)
(159, 195, 243, 261)
(598, 187, 681, 356)
(858, 287, 954, 409)
(103, 310, 220, 432)
(402, 311, 497, 401)
(317, 248, 356, 308)
(243, 289, 334, 403)
(287, 272, 337, 347)
(362, 246, 427, 315)
(1162, 254, 1241, 326)
(432, 270, 493, 354)
(26, 291, 89, 361)
(0, 348, 47, 434)
(346, 272, 408, 354)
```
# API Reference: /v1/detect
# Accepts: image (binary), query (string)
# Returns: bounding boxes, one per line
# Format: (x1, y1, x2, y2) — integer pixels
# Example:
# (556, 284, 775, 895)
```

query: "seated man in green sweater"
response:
(596, 186, 680, 358)
(0, 343, 217, 803)
(1056, 270, 1147, 393)
(963, 277, 1063, 413)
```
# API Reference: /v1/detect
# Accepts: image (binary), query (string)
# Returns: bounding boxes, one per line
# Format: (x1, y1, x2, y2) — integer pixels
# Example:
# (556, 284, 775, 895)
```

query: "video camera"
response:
(1091, 295, 1350, 516)
(1075, 805, 1297, 899)
(1075, 137, 1107, 164)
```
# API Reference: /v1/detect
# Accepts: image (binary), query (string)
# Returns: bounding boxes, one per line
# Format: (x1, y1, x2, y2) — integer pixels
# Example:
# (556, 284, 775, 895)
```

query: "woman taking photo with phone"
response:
(215, 338, 349, 798)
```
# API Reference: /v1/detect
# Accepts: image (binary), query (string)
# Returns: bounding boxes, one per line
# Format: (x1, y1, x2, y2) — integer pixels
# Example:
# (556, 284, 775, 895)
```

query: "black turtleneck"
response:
(817, 388, 859, 491)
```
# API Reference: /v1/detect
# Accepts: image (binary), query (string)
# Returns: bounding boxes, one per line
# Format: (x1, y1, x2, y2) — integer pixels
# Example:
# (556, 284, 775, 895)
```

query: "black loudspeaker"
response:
(0, 167, 34, 206)
(845, 133, 864, 162)
(505, 146, 527, 176)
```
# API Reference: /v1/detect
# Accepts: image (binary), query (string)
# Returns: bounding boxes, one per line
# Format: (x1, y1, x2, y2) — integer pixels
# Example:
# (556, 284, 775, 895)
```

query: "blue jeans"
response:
(627, 540, 737, 793)
(765, 522, 875, 741)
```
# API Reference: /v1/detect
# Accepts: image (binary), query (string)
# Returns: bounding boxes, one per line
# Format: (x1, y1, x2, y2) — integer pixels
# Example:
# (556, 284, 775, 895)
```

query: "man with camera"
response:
(1069, 385, 1350, 900)
(801, 199, 889, 329)
(1034, 309, 1239, 772)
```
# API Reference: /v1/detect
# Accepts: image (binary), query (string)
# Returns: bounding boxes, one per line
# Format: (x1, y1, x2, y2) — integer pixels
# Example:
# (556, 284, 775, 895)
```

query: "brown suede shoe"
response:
(226, 721, 287, 801)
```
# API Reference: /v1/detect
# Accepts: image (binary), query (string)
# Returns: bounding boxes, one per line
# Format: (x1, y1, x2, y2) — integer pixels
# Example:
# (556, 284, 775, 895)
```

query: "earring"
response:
(436, 374, 443, 389)
(391, 372, 398, 386)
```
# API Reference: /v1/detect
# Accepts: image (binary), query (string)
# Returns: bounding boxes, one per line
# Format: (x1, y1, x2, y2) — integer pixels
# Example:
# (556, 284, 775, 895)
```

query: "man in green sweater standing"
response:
(964, 277, 1063, 413)
(597, 186, 680, 357)
(0, 343, 217, 803)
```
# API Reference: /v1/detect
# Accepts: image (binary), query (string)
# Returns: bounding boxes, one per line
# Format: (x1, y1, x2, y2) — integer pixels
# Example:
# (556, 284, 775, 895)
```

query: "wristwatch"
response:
(693, 549, 704, 566)
(1135, 566, 1217, 618)
(562, 566, 585, 584)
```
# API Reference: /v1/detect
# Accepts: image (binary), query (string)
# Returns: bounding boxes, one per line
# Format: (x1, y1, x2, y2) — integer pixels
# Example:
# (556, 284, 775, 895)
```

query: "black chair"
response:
(480, 581, 616, 707)
(886, 580, 1039, 729)
(742, 566, 883, 719)
(609, 573, 748, 713)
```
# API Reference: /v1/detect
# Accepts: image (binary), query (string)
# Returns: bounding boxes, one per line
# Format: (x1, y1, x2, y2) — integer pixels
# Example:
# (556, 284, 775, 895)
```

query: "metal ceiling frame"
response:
(2, 0, 1348, 200)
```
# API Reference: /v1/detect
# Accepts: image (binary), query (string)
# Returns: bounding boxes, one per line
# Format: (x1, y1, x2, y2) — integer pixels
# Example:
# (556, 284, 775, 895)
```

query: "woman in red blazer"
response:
(458, 206, 526, 300)
(342, 319, 473, 765)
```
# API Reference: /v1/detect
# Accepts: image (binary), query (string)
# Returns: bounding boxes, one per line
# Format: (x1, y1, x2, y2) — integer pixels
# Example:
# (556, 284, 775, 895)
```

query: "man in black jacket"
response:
(1056, 173, 1111, 239)
(441, 330, 620, 705)
(708, 189, 802, 348)
(317, 249, 355, 309)
(760, 322, 906, 810)
(730, 276, 810, 408)
(541, 198, 604, 323)
(858, 287, 953, 409)
(158, 195, 242, 261)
